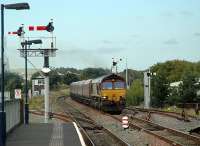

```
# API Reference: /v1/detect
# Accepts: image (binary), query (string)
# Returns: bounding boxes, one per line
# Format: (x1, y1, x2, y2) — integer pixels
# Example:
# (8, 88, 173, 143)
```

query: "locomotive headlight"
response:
(102, 96, 107, 99)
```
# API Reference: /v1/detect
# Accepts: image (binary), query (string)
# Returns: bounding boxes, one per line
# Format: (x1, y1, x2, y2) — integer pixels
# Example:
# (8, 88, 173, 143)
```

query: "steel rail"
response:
(58, 99, 131, 146)
(64, 110, 131, 146)
(62, 97, 200, 145)
(109, 115, 183, 146)
(64, 97, 184, 145)
(109, 114, 200, 146)
(129, 107, 197, 120)
(131, 116, 200, 142)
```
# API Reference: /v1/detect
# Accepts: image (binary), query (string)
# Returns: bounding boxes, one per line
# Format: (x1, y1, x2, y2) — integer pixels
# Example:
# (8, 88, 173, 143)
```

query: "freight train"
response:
(70, 74, 126, 112)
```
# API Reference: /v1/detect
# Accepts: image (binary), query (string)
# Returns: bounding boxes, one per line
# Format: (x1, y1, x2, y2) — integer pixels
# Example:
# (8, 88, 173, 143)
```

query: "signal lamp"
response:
(17, 26, 23, 36)
(42, 67, 51, 74)
(113, 61, 117, 66)
(46, 22, 54, 32)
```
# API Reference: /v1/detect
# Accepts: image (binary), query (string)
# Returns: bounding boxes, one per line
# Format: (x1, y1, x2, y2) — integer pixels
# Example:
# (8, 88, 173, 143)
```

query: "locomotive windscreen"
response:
(114, 81, 125, 89)
(102, 80, 125, 90)
(102, 82, 112, 89)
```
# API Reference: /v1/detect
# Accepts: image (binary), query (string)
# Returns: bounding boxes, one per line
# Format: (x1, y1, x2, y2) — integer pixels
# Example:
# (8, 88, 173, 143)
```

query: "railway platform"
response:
(5, 112, 87, 146)
(6, 122, 85, 146)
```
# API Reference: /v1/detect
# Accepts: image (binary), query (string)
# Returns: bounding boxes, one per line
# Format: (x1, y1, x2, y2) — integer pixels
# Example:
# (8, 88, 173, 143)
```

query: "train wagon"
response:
(70, 74, 126, 112)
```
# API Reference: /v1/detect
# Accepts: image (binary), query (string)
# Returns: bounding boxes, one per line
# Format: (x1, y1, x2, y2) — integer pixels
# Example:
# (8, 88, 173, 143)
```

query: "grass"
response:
(29, 84, 70, 111)
(29, 96, 44, 110)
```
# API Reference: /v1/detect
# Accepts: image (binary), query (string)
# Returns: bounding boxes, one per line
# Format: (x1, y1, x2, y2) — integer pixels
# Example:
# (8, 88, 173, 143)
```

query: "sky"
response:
(1, 0, 200, 71)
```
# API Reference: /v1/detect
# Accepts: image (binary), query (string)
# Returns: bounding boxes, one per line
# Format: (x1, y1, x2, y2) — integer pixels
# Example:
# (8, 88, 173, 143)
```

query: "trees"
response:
(120, 69, 143, 86)
(63, 73, 80, 85)
(151, 60, 200, 82)
(166, 87, 181, 106)
(49, 70, 63, 89)
(179, 72, 199, 103)
(151, 73, 169, 107)
(126, 79, 143, 106)
(150, 60, 200, 107)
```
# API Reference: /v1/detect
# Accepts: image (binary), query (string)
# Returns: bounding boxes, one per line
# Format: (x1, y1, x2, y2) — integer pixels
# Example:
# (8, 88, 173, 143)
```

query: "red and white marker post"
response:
(122, 116, 129, 129)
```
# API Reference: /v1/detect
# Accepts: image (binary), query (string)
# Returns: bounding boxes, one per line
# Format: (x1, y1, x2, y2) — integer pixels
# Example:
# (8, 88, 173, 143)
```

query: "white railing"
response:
(5, 99, 21, 132)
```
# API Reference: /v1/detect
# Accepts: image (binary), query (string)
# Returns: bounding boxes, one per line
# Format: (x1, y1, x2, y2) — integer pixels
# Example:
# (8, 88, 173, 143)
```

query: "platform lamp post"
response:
(0, 3, 29, 146)
(21, 40, 42, 125)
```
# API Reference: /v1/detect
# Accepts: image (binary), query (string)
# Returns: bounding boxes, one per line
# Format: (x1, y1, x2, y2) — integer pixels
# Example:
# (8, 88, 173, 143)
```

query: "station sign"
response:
(15, 89, 21, 99)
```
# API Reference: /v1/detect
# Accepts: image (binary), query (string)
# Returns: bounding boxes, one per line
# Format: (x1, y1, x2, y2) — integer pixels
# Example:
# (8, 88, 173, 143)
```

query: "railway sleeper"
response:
(75, 117, 96, 124)
(83, 125, 103, 130)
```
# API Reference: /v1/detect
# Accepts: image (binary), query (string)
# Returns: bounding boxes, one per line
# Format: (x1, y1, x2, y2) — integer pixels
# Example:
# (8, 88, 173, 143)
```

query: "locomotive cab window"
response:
(114, 81, 125, 89)
(102, 82, 112, 89)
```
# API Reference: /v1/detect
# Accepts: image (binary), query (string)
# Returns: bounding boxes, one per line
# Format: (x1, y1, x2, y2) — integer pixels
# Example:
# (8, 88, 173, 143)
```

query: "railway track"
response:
(126, 107, 198, 121)
(57, 97, 131, 146)
(110, 114, 200, 146)
(66, 96, 200, 145)
(30, 110, 71, 122)
(48, 96, 200, 145)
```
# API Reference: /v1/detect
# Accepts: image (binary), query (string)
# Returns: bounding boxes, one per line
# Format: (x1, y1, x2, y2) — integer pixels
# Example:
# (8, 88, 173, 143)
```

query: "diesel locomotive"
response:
(70, 74, 126, 112)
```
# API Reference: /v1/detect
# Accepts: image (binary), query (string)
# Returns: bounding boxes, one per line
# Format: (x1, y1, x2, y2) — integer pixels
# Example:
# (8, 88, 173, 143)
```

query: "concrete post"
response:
(148, 71, 151, 106)
(43, 53, 49, 123)
(44, 75, 49, 123)
(144, 72, 150, 108)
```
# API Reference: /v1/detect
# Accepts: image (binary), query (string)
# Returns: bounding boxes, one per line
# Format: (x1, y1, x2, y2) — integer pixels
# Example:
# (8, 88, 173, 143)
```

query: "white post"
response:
(144, 71, 150, 108)
(44, 75, 49, 123)
(148, 69, 151, 106)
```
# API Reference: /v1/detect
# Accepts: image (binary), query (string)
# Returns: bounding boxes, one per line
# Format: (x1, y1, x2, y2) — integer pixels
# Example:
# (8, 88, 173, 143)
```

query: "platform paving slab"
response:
(6, 123, 83, 146)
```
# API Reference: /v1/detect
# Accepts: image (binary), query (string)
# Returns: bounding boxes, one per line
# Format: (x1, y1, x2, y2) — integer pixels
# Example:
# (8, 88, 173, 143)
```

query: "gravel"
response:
(124, 108, 200, 133)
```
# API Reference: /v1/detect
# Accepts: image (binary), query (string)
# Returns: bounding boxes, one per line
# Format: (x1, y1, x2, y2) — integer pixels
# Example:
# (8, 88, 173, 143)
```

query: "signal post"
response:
(17, 20, 57, 123)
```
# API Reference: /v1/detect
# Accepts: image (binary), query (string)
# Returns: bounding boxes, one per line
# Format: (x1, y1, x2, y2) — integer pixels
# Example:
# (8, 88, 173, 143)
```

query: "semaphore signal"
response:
(28, 21, 54, 32)
(8, 20, 54, 36)
(8, 24, 25, 37)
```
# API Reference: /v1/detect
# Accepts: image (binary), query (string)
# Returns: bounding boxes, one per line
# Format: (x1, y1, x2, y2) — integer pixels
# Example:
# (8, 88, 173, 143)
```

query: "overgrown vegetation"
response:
(150, 60, 200, 107)
(120, 69, 143, 85)
(126, 60, 200, 107)
(29, 96, 44, 110)
(126, 79, 144, 106)
(29, 84, 70, 110)
(151, 73, 169, 107)
(151, 60, 200, 82)
(179, 72, 200, 103)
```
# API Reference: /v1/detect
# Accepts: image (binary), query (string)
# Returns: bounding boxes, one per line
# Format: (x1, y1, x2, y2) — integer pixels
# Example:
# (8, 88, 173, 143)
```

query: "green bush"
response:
(126, 79, 143, 106)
